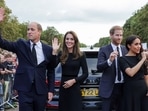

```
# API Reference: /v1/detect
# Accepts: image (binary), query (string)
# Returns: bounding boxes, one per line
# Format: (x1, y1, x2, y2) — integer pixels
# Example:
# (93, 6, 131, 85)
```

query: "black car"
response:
(46, 47, 102, 111)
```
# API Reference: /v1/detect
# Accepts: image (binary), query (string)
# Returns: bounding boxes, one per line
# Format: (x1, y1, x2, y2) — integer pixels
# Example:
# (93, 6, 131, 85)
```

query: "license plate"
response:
(81, 88, 98, 96)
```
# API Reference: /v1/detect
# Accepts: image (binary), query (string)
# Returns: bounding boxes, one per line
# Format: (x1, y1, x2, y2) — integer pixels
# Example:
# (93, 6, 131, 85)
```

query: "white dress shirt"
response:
(30, 41, 45, 65)
(108, 43, 124, 83)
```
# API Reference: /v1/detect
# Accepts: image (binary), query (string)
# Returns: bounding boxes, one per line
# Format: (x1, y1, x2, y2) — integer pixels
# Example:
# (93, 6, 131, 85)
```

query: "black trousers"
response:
(18, 83, 47, 111)
(102, 83, 123, 111)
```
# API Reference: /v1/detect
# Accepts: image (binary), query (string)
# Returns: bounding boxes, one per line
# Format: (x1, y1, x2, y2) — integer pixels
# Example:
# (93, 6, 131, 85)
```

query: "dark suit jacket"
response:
(97, 44, 127, 98)
(0, 35, 56, 94)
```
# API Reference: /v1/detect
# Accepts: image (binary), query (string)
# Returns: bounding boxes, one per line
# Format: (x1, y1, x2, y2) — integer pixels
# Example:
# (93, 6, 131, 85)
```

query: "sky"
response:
(5, 0, 148, 46)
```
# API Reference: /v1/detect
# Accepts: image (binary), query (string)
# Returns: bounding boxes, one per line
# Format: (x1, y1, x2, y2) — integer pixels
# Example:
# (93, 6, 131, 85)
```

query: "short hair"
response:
(109, 25, 123, 35)
(37, 23, 42, 32)
(28, 22, 42, 32)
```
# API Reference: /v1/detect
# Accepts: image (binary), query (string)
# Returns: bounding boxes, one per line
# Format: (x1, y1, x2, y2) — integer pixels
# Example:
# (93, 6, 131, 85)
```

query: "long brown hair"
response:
(60, 31, 82, 64)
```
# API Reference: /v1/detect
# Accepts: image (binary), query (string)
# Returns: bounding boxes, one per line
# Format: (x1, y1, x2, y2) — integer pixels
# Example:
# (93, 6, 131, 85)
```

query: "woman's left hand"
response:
(63, 79, 76, 89)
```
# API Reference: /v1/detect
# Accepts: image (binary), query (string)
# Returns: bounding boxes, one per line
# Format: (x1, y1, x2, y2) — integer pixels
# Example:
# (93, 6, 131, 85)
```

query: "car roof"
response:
(80, 47, 99, 52)
(80, 47, 99, 58)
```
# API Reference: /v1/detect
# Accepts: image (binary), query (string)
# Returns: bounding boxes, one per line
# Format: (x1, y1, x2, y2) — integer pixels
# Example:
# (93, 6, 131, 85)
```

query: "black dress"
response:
(58, 53, 88, 111)
(119, 56, 148, 111)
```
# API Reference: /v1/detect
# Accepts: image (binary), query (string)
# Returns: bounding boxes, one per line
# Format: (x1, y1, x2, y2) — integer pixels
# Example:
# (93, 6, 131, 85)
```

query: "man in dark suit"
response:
(97, 26, 127, 111)
(0, 8, 56, 111)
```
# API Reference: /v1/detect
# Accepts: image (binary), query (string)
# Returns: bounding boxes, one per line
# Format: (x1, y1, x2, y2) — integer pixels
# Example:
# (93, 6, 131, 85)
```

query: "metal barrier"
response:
(0, 81, 16, 109)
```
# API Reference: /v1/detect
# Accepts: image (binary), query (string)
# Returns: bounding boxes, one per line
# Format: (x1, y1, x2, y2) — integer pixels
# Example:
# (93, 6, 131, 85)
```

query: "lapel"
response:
(108, 44, 117, 76)
(36, 42, 50, 67)
(41, 42, 48, 62)
(26, 41, 50, 66)
(120, 45, 127, 56)
(108, 44, 114, 54)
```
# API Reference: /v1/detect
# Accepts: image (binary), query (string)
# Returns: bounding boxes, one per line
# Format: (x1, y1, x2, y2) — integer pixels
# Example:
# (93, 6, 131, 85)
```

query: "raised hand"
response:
(52, 37, 61, 55)
(0, 7, 5, 22)
(109, 51, 118, 62)
(141, 51, 147, 61)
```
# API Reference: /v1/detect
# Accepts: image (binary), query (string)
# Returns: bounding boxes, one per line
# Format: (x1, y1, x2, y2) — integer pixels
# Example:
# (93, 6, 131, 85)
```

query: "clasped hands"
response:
(63, 79, 76, 89)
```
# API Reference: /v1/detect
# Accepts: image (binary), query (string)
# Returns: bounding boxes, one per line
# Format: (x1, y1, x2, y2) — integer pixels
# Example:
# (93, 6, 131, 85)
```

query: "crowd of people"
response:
(1, 7, 148, 111)
(0, 49, 17, 110)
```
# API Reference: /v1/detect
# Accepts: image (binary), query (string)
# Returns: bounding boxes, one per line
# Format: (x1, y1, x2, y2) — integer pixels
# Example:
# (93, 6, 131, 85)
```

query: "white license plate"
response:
(81, 88, 98, 96)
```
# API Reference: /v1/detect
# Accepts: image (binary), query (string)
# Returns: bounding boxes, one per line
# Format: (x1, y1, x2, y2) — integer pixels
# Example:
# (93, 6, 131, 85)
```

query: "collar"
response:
(111, 43, 121, 51)
(30, 40, 42, 48)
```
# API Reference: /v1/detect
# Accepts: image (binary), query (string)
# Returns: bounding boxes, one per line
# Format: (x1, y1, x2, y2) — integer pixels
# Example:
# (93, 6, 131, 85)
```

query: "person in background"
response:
(2, 53, 16, 81)
(0, 8, 56, 111)
(0, 54, 5, 78)
(0, 53, 5, 110)
(52, 31, 88, 111)
(1, 53, 16, 107)
(97, 25, 127, 111)
(0, 54, 5, 83)
(119, 35, 148, 111)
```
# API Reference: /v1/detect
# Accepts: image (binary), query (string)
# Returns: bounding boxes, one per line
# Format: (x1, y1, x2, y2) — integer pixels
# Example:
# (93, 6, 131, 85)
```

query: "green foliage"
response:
(41, 26, 63, 45)
(2, 16, 22, 41)
(80, 43, 87, 47)
(18, 22, 28, 39)
(123, 3, 148, 44)
(94, 37, 110, 47)
(0, 0, 22, 41)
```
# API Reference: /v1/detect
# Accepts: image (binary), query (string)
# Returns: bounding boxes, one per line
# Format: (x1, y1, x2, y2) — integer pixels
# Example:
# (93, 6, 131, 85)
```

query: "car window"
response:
(79, 58, 97, 74)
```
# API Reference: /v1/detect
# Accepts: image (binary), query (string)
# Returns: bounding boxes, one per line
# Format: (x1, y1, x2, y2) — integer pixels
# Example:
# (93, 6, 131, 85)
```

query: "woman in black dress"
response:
(52, 31, 88, 111)
(119, 35, 148, 111)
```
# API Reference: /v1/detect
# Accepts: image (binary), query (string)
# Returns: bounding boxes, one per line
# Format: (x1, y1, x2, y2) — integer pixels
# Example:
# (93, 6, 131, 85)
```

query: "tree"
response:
(80, 43, 87, 47)
(42, 26, 63, 45)
(18, 22, 28, 40)
(123, 3, 148, 44)
(0, 0, 22, 41)
(94, 37, 110, 47)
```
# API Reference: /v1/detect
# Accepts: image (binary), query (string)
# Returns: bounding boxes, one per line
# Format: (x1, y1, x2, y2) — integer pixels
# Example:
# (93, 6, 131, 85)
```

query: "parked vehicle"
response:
(46, 47, 102, 111)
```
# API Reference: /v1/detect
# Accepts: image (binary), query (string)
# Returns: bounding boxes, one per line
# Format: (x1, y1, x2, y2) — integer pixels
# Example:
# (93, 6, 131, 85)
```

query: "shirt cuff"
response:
(107, 59, 112, 66)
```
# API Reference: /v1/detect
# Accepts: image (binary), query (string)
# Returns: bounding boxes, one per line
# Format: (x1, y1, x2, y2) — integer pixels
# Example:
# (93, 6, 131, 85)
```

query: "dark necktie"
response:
(32, 44, 37, 65)
(117, 46, 121, 81)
